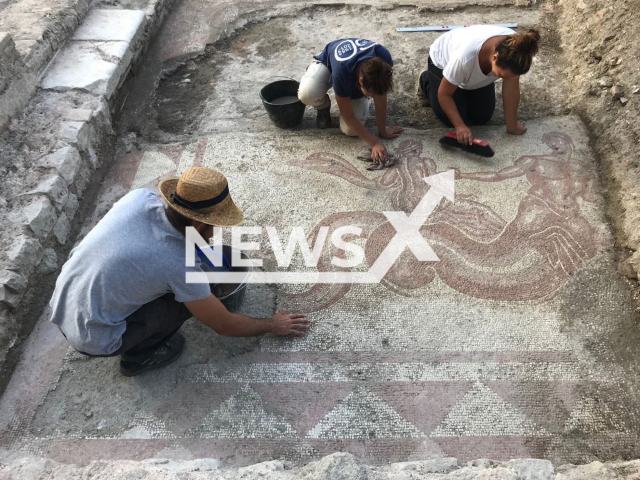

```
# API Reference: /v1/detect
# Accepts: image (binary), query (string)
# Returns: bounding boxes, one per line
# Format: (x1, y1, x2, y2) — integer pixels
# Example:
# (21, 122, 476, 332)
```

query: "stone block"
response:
(0, 284, 23, 309)
(64, 109, 94, 123)
(145, 3, 158, 17)
(389, 458, 461, 474)
(12, 39, 48, 71)
(301, 453, 369, 480)
(0, 33, 21, 87)
(553, 460, 639, 480)
(21, 197, 57, 239)
(0, 270, 28, 293)
(53, 213, 71, 245)
(7, 235, 42, 275)
(458, 466, 519, 479)
(87, 146, 101, 169)
(73, 10, 146, 43)
(38, 146, 81, 184)
(507, 459, 555, 480)
(37, 248, 58, 275)
(41, 41, 133, 99)
(0, 32, 14, 52)
(0, 0, 90, 72)
(238, 460, 286, 476)
(92, 98, 114, 133)
(64, 193, 80, 221)
(26, 175, 69, 211)
(0, 32, 24, 76)
(59, 122, 91, 152)
(0, 32, 37, 131)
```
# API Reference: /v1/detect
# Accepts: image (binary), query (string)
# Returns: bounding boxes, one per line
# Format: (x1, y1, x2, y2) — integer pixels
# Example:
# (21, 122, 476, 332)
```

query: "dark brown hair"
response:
(495, 29, 541, 75)
(358, 57, 394, 95)
(166, 206, 195, 229)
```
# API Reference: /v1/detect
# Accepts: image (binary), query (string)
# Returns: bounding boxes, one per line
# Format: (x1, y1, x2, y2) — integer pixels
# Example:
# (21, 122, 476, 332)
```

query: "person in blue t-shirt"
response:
(298, 38, 403, 163)
(49, 167, 310, 377)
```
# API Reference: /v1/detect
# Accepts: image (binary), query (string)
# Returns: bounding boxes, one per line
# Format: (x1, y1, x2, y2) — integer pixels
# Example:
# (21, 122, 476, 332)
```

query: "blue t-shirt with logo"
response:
(313, 38, 393, 99)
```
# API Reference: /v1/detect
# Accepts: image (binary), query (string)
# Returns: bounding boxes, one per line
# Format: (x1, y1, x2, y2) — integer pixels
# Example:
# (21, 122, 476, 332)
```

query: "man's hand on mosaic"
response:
(269, 311, 311, 336)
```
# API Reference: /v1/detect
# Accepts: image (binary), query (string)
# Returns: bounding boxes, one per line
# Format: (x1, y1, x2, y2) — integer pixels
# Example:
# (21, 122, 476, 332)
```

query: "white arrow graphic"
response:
(367, 170, 454, 282)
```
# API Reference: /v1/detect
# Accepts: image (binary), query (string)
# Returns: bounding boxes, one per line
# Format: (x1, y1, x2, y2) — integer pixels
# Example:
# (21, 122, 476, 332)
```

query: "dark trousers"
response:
(81, 293, 192, 358)
(420, 56, 496, 127)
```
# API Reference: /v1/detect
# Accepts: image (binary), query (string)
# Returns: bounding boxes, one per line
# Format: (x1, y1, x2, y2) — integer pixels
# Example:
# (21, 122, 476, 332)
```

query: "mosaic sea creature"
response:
(285, 133, 602, 312)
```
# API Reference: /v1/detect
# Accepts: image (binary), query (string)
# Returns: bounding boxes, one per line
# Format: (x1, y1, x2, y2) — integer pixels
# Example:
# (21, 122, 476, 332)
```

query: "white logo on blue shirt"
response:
(334, 39, 378, 62)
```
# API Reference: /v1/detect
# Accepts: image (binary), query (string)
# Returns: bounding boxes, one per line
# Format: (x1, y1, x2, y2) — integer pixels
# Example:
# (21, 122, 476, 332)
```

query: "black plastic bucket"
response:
(202, 244, 253, 312)
(260, 79, 306, 129)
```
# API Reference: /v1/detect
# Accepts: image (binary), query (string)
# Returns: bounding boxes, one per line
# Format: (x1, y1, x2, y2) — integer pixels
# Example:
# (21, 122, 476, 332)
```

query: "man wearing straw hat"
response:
(49, 167, 310, 377)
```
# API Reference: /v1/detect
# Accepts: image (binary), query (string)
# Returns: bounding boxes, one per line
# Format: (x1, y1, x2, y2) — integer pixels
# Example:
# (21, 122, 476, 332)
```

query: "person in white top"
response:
(417, 26, 540, 145)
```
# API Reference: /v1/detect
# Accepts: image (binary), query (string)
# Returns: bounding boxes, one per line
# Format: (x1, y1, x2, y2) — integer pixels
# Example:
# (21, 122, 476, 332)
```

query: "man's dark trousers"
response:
(79, 293, 192, 358)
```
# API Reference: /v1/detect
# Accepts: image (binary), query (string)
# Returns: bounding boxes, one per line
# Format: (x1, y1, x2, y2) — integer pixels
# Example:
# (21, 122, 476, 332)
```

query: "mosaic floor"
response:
(2, 117, 640, 466)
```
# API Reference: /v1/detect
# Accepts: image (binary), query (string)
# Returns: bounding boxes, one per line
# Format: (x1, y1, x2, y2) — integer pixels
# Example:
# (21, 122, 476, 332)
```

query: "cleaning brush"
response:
(439, 131, 495, 158)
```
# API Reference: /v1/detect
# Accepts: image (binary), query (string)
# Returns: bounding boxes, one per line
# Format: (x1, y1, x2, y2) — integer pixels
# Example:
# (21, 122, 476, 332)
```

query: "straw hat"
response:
(159, 167, 244, 226)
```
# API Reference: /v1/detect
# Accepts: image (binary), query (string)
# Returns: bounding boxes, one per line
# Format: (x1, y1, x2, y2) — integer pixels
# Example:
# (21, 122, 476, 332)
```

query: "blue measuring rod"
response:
(397, 23, 518, 32)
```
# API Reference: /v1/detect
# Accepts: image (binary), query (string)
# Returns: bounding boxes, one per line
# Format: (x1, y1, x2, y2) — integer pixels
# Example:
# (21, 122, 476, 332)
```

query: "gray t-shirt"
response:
(49, 189, 211, 355)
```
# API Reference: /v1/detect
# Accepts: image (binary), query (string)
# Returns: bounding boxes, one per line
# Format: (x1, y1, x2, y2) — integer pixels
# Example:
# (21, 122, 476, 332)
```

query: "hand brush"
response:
(439, 131, 495, 158)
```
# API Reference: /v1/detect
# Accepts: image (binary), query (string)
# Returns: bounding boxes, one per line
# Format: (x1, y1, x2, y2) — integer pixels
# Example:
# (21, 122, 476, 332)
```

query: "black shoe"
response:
(416, 69, 430, 106)
(119, 333, 185, 377)
(316, 106, 331, 129)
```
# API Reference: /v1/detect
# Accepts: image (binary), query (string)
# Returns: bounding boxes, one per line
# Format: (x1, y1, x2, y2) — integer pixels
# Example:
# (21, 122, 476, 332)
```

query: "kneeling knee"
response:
(469, 112, 494, 126)
(339, 121, 358, 137)
(298, 89, 324, 108)
(297, 89, 313, 107)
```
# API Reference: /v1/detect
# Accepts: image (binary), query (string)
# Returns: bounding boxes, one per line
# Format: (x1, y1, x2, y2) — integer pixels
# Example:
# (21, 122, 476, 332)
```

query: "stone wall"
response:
(2, 452, 640, 479)
(0, 91, 114, 376)
(0, 0, 91, 130)
(0, 0, 176, 382)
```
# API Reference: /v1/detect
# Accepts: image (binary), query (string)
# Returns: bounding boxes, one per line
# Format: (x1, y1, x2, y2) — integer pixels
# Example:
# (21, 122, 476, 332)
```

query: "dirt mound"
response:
(555, 0, 640, 278)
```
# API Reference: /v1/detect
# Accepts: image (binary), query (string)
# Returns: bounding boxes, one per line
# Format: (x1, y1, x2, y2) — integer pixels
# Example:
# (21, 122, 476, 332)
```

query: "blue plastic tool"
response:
(196, 246, 232, 272)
